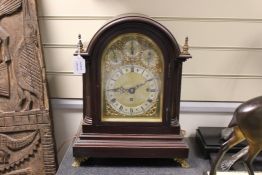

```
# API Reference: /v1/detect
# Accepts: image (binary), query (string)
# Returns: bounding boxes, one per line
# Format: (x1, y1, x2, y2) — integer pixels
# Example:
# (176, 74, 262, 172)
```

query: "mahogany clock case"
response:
(73, 14, 191, 159)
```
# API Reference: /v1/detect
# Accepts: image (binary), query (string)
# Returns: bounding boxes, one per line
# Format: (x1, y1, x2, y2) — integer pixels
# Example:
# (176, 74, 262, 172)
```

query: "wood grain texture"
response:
(73, 133, 188, 158)
(0, 0, 57, 174)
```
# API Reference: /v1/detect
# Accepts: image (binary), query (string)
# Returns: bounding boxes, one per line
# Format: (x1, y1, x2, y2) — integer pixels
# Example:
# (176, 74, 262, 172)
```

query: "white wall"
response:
(38, 0, 262, 101)
(52, 107, 82, 163)
(36, 0, 262, 163)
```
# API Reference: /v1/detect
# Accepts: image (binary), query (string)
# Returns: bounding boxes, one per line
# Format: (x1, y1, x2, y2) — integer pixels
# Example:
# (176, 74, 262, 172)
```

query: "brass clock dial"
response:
(101, 33, 164, 122)
(106, 65, 159, 116)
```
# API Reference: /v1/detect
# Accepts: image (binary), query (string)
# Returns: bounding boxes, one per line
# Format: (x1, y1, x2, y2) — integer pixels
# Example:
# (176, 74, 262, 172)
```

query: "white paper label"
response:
(73, 55, 86, 74)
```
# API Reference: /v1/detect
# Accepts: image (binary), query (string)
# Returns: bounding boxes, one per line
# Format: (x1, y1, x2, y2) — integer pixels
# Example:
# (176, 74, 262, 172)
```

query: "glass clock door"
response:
(101, 33, 164, 122)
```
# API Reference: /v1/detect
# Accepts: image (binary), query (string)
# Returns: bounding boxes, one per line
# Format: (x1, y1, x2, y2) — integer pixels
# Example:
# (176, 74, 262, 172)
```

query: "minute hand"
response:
(126, 80, 147, 94)
(124, 78, 155, 95)
(134, 78, 155, 90)
(129, 78, 154, 91)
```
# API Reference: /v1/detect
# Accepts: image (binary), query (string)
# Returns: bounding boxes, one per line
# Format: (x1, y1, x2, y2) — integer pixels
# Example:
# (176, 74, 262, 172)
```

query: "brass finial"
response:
(77, 34, 84, 53)
(181, 37, 189, 55)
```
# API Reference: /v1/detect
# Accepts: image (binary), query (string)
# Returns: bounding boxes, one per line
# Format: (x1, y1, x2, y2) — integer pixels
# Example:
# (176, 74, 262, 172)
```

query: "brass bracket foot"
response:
(72, 157, 88, 167)
(174, 158, 190, 168)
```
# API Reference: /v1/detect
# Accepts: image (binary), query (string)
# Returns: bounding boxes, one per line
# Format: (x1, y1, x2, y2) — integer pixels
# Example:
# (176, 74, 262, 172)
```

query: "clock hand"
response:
(107, 86, 129, 94)
(112, 50, 117, 62)
(134, 78, 155, 89)
(127, 78, 156, 94)
(134, 82, 146, 89)
(108, 78, 157, 95)
(147, 51, 152, 65)
(126, 83, 145, 94)
(106, 87, 121, 92)
(130, 41, 134, 55)
(112, 50, 120, 63)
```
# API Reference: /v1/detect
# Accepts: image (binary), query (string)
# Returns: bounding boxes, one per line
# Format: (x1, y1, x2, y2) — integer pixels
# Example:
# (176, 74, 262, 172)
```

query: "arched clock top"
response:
(79, 14, 191, 62)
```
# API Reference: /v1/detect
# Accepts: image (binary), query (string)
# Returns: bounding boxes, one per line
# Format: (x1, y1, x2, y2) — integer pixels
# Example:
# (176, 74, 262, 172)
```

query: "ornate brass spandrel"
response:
(0, 0, 56, 174)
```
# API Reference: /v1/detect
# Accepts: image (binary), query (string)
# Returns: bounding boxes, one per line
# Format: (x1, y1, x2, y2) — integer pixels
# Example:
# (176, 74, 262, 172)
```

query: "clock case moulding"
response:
(73, 14, 192, 160)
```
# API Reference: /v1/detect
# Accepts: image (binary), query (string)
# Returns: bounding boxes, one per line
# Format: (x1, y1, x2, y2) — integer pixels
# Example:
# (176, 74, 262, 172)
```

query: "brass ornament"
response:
(174, 158, 190, 168)
(181, 37, 190, 55)
(72, 157, 88, 167)
(77, 34, 84, 53)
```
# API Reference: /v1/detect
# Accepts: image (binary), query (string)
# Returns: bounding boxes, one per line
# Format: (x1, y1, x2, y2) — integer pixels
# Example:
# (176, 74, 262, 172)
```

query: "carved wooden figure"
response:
(210, 96, 262, 175)
(0, 0, 57, 174)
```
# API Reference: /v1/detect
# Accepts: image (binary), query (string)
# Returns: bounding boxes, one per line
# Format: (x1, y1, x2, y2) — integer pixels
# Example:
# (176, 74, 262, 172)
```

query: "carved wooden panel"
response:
(0, 0, 57, 174)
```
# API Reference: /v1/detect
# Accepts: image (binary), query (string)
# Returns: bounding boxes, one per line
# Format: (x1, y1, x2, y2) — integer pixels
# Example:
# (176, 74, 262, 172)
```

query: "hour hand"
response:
(106, 87, 121, 92)
(106, 86, 127, 93)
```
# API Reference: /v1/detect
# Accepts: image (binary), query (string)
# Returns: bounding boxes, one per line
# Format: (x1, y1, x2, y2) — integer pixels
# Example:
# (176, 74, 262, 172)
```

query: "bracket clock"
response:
(73, 14, 192, 164)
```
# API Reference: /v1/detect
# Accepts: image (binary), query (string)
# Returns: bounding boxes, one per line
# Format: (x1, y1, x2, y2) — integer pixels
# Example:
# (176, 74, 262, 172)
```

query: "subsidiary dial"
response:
(107, 49, 123, 65)
(141, 49, 158, 67)
(123, 40, 141, 58)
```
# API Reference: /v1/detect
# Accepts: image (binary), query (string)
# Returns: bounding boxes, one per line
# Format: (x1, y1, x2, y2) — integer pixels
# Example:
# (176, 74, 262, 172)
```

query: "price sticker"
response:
(73, 55, 86, 74)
